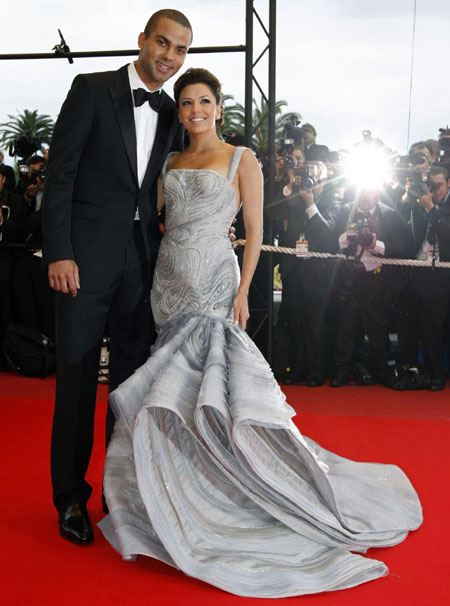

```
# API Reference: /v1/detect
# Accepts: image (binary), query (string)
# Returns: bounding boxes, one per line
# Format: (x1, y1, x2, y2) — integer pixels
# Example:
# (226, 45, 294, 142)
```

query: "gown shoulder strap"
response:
(161, 151, 179, 176)
(226, 146, 248, 182)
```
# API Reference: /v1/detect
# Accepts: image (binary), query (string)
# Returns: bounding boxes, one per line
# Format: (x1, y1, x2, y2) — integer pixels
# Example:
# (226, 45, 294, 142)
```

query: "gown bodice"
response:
(151, 148, 244, 328)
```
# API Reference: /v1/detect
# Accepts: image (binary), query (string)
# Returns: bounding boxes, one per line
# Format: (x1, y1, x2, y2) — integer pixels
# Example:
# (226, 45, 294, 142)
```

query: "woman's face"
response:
(178, 82, 221, 134)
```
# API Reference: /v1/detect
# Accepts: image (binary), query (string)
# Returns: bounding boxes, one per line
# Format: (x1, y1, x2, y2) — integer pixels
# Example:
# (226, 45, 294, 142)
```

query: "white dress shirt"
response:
(128, 62, 161, 188)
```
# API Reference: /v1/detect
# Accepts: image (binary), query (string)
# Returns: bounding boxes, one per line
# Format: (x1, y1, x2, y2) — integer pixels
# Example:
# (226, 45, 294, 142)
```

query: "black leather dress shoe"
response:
(307, 378, 325, 387)
(58, 503, 94, 545)
(427, 376, 446, 391)
(329, 375, 348, 387)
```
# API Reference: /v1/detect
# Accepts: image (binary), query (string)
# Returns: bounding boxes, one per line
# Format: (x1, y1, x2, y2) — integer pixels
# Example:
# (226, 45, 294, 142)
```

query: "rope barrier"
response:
(234, 240, 450, 268)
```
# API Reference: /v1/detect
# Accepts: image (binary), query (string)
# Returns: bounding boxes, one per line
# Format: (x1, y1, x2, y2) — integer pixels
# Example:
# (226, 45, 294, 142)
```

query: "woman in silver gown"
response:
(99, 68, 422, 598)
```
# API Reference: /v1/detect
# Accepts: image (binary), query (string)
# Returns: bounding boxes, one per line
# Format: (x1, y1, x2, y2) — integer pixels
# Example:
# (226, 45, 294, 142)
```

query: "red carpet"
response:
(1, 372, 449, 605)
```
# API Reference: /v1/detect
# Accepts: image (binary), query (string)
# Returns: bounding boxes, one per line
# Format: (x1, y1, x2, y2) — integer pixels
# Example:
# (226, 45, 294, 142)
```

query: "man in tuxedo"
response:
(42, 9, 192, 545)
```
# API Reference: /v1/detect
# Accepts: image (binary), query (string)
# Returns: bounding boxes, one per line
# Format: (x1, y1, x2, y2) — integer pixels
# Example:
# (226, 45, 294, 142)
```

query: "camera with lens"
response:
(293, 163, 319, 193)
(29, 167, 46, 185)
(438, 126, 450, 161)
(407, 169, 432, 203)
(9, 131, 41, 161)
(17, 164, 46, 186)
(280, 112, 310, 149)
(409, 151, 427, 166)
(279, 138, 295, 168)
(347, 213, 374, 248)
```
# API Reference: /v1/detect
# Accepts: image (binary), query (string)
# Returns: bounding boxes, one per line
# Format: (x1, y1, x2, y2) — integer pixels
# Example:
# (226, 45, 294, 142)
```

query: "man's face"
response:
(28, 162, 45, 189)
(429, 173, 449, 203)
(0, 174, 5, 193)
(357, 188, 380, 212)
(303, 127, 315, 146)
(293, 147, 304, 167)
(136, 17, 191, 89)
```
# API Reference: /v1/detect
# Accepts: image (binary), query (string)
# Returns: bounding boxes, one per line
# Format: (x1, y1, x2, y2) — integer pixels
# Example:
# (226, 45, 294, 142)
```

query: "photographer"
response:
(10, 155, 55, 340)
(0, 165, 29, 369)
(302, 123, 330, 162)
(399, 166, 450, 390)
(0, 150, 16, 192)
(331, 185, 410, 386)
(275, 159, 341, 386)
(19, 154, 46, 207)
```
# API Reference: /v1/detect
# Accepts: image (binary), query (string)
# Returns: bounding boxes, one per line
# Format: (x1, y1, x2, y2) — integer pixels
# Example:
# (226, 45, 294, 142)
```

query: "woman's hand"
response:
(232, 290, 250, 330)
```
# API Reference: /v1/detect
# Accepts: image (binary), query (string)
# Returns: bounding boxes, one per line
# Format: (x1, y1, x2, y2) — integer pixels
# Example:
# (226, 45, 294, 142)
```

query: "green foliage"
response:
(0, 109, 55, 151)
(221, 94, 289, 152)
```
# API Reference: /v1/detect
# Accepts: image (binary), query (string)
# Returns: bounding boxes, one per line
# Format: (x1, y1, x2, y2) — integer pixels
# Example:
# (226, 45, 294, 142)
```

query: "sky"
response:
(1, 0, 449, 162)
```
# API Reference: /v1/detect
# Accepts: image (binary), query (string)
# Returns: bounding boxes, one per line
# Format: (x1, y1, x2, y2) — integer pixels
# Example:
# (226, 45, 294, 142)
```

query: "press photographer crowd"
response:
(1, 121, 450, 390)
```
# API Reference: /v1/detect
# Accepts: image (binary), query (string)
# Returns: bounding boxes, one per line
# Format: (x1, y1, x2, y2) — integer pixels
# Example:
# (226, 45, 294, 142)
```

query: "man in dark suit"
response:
(0, 165, 28, 370)
(302, 124, 329, 162)
(42, 9, 192, 545)
(399, 166, 450, 390)
(275, 160, 342, 386)
(331, 187, 410, 386)
(0, 151, 16, 192)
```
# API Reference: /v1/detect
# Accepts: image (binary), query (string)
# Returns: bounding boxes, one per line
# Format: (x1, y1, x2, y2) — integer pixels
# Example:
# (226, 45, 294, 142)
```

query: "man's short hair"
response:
(409, 141, 428, 156)
(429, 166, 448, 180)
(425, 139, 441, 155)
(27, 154, 45, 166)
(302, 123, 317, 137)
(144, 9, 193, 42)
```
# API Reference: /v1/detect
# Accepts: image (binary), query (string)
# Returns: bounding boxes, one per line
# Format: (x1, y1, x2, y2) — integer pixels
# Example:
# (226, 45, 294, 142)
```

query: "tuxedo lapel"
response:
(140, 92, 178, 191)
(109, 65, 138, 183)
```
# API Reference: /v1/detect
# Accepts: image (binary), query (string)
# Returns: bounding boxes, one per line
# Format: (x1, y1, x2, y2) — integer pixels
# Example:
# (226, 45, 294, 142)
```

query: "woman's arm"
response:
(233, 149, 263, 329)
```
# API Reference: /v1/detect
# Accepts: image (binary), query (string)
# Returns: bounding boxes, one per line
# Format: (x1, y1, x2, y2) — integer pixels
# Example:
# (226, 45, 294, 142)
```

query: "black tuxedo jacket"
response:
(42, 65, 183, 290)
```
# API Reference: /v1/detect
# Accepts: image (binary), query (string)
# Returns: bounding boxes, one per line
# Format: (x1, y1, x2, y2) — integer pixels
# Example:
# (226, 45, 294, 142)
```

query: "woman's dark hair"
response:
(173, 68, 224, 128)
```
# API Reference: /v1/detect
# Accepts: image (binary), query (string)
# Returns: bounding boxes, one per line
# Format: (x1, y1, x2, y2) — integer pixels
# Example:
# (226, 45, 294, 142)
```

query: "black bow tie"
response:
(133, 88, 162, 112)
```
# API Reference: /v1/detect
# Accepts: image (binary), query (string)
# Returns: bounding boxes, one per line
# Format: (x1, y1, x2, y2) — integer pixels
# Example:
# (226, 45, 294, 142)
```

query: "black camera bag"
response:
(3, 324, 56, 378)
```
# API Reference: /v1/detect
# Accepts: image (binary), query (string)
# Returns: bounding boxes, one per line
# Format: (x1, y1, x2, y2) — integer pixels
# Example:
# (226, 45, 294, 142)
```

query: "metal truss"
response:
(0, 1, 277, 360)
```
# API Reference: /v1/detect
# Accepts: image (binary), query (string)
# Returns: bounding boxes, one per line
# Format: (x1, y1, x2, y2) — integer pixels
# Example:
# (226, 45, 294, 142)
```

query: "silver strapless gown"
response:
(99, 147, 422, 598)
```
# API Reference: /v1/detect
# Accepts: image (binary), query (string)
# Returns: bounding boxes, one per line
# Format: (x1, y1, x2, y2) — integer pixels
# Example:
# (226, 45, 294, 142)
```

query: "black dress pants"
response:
(400, 268, 450, 378)
(50, 223, 155, 510)
(334, 268, 390, 381)
(276, 257, 337, 382)
(13, 253, 55, 340)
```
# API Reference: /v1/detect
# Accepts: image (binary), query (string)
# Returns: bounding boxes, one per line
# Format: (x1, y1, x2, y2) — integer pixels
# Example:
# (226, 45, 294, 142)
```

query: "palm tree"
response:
(220, 94, 245, 137)
(220, 95, 288, 152)
(0, 109, 55, 153)
(251, 97, 287, 152)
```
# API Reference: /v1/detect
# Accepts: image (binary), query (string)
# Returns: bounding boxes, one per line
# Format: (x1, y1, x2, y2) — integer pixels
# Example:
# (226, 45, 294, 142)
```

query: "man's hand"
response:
(229, 218, 237, 247)
(24, 184, 39, 203)
(363, 234, 377, 249)
(0, 207, 3, 222)
(48, 260, 80, 297)
(300, 189, 314, 207)
(418, 187, 434, 211)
